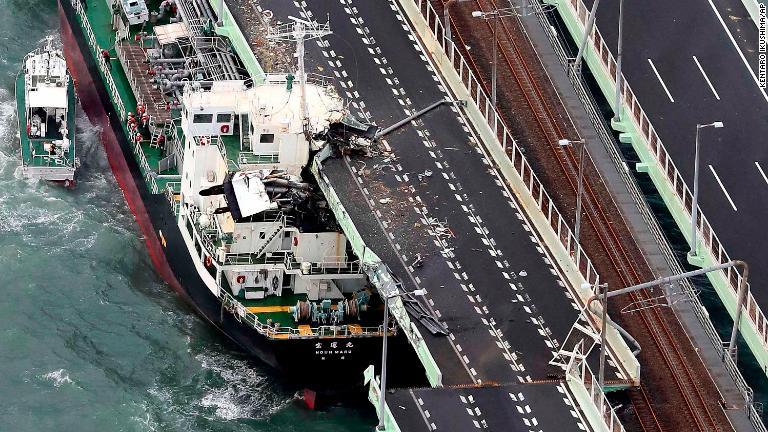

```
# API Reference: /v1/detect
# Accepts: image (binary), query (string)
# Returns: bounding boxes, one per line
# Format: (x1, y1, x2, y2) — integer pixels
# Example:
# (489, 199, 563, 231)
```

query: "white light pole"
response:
(572, 0, 601, 74)
(376, 288, 426, 431)
(559, 138, 586, 245)
(471, 7, 520, 106)
(612, 0, 624, 122)
(688, 122, 724, 259)
(444, 0, 471, 45)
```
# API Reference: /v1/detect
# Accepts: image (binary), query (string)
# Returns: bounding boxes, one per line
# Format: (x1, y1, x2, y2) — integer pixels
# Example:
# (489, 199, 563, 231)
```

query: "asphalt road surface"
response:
(253, 0, 626, 426)
(580, 0, 768, 305)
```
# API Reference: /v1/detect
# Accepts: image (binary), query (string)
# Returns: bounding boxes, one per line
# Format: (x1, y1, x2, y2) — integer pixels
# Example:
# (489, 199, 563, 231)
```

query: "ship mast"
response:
(268, 16, 331, 140)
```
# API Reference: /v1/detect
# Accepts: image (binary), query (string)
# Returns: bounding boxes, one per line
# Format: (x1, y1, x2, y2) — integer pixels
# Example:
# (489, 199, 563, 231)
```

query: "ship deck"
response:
(236, 291, 384, 331)
(76, 0, 180, 192)
(116, 41, 171, 125)
(16, 73, 77, 169)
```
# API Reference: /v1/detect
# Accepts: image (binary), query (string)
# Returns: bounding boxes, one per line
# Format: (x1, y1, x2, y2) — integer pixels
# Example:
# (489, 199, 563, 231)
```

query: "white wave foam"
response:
(196, 352, 294, 420)
(42, 368, 74, 387)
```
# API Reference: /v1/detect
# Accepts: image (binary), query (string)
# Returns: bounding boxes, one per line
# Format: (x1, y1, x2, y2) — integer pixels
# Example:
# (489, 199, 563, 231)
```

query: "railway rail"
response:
(439, 0, 729, 429)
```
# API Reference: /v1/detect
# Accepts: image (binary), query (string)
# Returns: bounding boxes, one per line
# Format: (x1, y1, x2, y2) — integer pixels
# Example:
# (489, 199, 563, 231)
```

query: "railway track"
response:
(629, 386, 663, 432)
(441, 0, 726, 430)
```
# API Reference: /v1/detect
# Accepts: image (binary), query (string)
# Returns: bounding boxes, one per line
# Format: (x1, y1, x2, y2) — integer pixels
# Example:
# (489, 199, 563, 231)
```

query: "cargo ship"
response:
(16, 37, 78, 185)
(56, 0, 415, 391)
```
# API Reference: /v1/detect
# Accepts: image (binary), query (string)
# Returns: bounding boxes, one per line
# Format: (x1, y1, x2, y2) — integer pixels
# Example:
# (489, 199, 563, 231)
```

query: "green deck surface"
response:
(240, 293, 304, 328)
(17, 73, 77, 169)
(220, 133, 241, 160)
(78, 0, 179, 186)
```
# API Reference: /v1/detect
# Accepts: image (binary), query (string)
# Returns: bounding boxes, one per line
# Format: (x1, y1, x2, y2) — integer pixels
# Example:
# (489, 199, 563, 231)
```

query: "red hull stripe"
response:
(58, 3, 183, 294)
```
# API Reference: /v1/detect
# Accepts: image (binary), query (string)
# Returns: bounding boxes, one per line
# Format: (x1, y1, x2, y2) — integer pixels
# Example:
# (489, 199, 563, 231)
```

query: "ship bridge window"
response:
(216, 113, 232, 123)
(193, 114, 213, 124)
(259, 133, 275, 144)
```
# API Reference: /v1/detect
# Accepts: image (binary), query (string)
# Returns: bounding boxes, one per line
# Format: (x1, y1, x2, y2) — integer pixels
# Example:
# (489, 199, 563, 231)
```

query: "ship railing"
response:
(28, 148, 76, 168)
(236, 151, 280, 165)
(182, 208, 384, 339)
(170, 116, 185, 160)
(165, 181, 182, 215)
(69, 0, 127, 121)
(186, 208, 220, 260)
(221, 214, 289, 266)
(264, 72, 334, 90)
(216, 286, 386, 339)
(183, 207, 220, 264)
(197, 134, 224, 156)
(286, 255, 363, 276)
(188, 209, 286, 266)
(204, 134, 241, 172)
(199, 215, 223, 257)
(127, 128, 160, 193)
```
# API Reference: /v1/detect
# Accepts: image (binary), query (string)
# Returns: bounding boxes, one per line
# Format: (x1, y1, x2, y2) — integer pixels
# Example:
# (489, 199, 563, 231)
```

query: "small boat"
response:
(16, 37, 78, 186)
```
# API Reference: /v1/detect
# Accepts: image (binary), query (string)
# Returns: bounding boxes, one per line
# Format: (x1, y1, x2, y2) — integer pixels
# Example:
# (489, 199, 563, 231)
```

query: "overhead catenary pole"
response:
(575, 140, 585, 244)
(492, 14, 498, 105)
(375, 99, 465, 140)
(572, 0, 601, 74)
(599, 261, 745, 301)
(444, 0, 471, 45)
(598, 282, 608, 400)
(558, 138, 586, 244)
(472, 7, 524, 105)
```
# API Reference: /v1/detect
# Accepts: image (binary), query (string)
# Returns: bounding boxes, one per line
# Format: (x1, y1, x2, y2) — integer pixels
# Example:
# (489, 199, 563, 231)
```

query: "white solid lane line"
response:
(708, 164, 738, 212)
(647, 58, 675, 103)
(693, 56, 720, 100)
(706, 0, 768, 103)
(756, 162, 768, 186)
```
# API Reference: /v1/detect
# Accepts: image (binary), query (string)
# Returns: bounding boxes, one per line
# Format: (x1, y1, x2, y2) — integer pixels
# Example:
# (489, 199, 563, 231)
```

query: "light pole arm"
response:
(585, 260, 748, 356)
(444, 0, 455, 42)
(595, 260, 744, 302)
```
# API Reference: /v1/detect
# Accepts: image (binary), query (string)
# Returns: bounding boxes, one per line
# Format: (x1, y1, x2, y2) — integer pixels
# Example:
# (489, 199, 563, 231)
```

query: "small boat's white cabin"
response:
(24, 48, 69, 144)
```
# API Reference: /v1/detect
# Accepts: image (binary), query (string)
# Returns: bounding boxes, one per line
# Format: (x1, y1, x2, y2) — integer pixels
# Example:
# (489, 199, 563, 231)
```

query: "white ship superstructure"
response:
(16, 38, 77, 184)
(175, 75, 380, 333)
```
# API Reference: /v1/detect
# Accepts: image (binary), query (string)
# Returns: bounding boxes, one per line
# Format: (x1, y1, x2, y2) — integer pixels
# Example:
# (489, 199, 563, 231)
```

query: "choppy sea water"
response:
(0, 1, 373, 431)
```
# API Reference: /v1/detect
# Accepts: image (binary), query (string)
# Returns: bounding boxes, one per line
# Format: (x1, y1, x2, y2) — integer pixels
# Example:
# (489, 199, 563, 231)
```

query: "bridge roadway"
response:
(581, 0, 768, 305)
(386, 381, 589, 431)
(251, 0, 627, 428)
